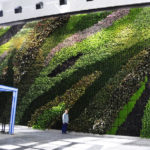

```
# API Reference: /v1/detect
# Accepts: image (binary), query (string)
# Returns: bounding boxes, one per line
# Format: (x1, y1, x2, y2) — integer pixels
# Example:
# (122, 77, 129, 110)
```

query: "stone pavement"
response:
(0, 125, 150, 150)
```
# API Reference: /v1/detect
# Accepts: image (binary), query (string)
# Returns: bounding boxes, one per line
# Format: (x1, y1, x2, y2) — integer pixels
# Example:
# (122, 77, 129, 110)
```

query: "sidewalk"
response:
(0, 125, 150, 150)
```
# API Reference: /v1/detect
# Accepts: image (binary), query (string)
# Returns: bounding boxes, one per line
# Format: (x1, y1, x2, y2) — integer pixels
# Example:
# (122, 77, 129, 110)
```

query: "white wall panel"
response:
(0, 0, 150, 25)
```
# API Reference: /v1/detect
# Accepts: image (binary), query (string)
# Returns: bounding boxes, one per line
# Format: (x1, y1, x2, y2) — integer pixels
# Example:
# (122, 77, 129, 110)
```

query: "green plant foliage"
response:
(0, 49, 16, 76)
(107, 76, 148, 135)
(141, 99, 150, 138)
(41, 11, 110, 58)
(2, 7, 150, 135)
(12, 16, 69, 103)
(68, 49, 150, 133)
(0, 17, 69, 124)
(17, 8, 148, 124)
(0, 23, 34, 56)
(0, 42, 10, 55)
(29, 71, 101, 129)
(15, 12, 110, 124)
(0, 27, 10, 37)
(32, 102, 66, 129)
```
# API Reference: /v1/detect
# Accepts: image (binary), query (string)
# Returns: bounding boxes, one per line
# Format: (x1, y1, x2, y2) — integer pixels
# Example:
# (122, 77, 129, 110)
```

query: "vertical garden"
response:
(1, 7, 150, 138)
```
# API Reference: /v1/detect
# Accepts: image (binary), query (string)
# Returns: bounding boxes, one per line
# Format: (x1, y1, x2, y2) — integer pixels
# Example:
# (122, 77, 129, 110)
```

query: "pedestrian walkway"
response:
(0, 125, 150, 150)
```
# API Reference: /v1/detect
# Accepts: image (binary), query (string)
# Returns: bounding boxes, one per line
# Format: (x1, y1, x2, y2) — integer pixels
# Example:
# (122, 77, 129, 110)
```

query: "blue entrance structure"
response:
(0, 85, 18, 135)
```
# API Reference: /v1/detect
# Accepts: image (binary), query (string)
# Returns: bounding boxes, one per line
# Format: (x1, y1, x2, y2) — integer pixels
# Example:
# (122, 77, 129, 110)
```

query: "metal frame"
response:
(0, 85, 18, 135)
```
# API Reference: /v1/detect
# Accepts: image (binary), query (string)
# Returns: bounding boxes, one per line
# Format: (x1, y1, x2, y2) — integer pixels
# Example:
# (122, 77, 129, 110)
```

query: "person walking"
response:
(62, 109, 69, 134)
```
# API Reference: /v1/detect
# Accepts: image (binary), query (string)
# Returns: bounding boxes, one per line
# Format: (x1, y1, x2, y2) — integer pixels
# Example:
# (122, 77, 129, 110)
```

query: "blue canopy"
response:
(0, 85, 18, 135)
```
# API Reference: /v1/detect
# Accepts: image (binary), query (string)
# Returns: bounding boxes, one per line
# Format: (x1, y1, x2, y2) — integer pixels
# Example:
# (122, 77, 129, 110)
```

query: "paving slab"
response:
(0, 125, 150, 150)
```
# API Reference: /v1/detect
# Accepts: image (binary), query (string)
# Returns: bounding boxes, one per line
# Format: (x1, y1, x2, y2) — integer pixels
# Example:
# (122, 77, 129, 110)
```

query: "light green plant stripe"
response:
(141, 98, 150, 138)
(33, 102, 66, 129)
(107, 76, 148, 135)
(0, 27, 10, 37)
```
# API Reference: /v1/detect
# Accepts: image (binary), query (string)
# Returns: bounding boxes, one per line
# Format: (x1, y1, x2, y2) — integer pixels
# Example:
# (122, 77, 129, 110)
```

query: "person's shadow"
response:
(0, 115, 9, 134)
(1, 116, 6, 133)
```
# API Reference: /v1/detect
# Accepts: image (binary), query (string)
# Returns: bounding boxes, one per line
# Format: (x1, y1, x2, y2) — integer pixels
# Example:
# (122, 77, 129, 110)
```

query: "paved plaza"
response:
(0, 125, 150, 150)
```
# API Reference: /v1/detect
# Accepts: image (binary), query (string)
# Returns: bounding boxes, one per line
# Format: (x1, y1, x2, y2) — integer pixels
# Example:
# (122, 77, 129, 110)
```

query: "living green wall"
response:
(1, 7, 150, 137)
